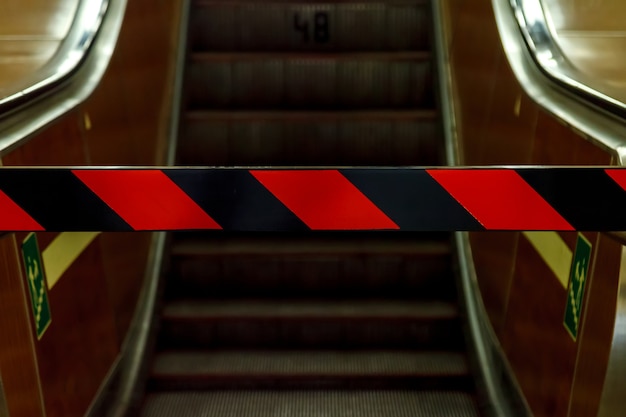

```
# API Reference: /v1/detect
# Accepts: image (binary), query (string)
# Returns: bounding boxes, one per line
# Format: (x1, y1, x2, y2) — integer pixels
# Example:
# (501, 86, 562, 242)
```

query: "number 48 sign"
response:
(293, 11, 329, 43)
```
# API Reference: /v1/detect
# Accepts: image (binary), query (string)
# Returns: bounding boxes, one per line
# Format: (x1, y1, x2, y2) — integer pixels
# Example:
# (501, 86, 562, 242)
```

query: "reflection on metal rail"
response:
(510, 0, 626, 119)
(0, 0, 109, 115)
(0, 167, 626, 232)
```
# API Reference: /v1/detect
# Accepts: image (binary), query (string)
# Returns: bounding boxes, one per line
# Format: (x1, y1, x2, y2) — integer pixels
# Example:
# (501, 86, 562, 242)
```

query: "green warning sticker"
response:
(564, 233, 592, 341)
(21, 233, 51, 339)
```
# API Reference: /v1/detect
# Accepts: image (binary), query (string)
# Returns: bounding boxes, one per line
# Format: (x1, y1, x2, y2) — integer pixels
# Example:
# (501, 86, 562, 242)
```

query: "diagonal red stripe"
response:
(73, 170, 221, 231)
(426, 169, 573, 230)
(250, 170, 398, 230)
(604, 169, 626, 191)
(0, 190, 43, 231)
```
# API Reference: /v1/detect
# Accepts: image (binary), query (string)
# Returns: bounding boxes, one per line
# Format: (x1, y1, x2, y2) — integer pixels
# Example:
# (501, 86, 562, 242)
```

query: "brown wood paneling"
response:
(1, 109, 121, 417)
(0, 234, 45, 417)
(2, 110, 84, 166)
(532, 110, 613, 166)
(98, 232, 152, 342)
(0, 0, 182, 416)
(569, 234, 621, 417)
(80, 47, 136, 166)
(31, 240, 118, 417)
(502, 236, 577, 417)
(469, 232, 519, 335)
(480, 62, 537, 165)
(448, 0, 502, 165)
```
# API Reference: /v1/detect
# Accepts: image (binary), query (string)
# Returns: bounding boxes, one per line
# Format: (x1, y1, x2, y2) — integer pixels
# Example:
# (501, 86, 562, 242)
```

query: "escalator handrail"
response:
(510, 0, 626, 120)
(510, 0, 626, 246)
(0, 0, 108, 118)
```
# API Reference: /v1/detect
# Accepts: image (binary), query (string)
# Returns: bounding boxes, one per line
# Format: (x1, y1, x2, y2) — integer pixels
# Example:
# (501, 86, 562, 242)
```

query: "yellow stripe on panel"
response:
(523, 231, 573, 289)
(42, 232, 100, 289)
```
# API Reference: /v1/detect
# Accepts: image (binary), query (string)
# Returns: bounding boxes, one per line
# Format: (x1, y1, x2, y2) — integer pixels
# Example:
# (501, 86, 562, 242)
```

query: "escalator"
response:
(139, 1, 481, 415)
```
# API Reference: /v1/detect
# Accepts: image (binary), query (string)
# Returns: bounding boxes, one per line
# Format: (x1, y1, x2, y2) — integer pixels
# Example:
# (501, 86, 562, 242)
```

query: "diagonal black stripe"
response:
(165, 169, 308, 231)
(517, 168, 626, 231)
(0, 170, 131, 231)
(340, 169, 484, 231)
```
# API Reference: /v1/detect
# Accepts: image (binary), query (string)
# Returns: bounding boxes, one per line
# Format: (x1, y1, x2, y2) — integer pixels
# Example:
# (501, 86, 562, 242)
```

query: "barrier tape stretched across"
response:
(0, 167, 625, 232)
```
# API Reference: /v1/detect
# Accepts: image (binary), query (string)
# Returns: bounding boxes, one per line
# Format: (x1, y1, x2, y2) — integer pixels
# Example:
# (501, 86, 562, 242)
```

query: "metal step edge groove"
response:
(140, 390, 480, 417)
(171, 236, 450, 257)
(189, 51, 431, 61)
(151, 350, 469, 377)
(184, 109, 437, 121)
(195, 0, 429, 5)
(161, 299, 459, 320)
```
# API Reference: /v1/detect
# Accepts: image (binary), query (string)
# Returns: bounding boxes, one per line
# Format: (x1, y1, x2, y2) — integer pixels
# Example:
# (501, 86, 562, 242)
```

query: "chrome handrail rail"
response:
(0, 0, 109, 116)
(511, 0, 626, 119)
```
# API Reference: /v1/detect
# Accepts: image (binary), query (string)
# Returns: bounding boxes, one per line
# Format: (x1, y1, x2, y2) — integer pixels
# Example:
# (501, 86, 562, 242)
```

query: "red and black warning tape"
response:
(0, 167, 625, 232)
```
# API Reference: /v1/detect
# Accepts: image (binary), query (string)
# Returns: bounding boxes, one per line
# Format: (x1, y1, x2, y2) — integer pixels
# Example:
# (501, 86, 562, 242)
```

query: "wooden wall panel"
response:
(1, 110, 120, 417)
(0, 234, 45, 417)
(98, 232, 152, 342)
(502, 236, 577, 417)
(569, 234, 621, 417)
(532, 111, 613, 166)
(441, 0, 622, 415)
(2, 110, 84, 166)
(480, 62, 537, 165)
(0, 0, 183, 415)
(469, 232, 519, 335)
(26, 240, 118, 417)
(448, 0, 502, 165)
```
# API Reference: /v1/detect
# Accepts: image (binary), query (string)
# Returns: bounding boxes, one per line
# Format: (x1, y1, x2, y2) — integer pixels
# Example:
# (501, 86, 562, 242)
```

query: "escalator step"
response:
(163, 299, 457, 319)
(178, 110, 438, 166)
(186, 52, 432, 109)
(141, 390, 480, 417)
(190, 0, 429, 52)
(150, 350, 471, 390)
(158, 299, 462, 349)
(169, 235, 453, 299)
(171, 233, 451, 256)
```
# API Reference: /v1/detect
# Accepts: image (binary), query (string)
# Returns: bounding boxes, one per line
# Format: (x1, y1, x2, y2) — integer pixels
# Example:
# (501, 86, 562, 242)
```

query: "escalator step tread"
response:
(185, 109, 436, 120)
(196, 0, 429, 4)
(190, 0, 429, 53)
(172, 235, 450, 257)
(152, 350, 468, 377)
(190, 51, 430, 60)
(163, 299, 458, 320)
(141, 390, 480, 417)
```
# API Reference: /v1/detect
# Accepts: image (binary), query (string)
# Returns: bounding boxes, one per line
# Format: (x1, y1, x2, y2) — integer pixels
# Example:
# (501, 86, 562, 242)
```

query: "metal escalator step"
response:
(150, 350, 471, 390)
(159, 300, 462, 349)
(169, 235, 453, 299)
(186, 52, 432, 109)
(178, 110, 438, 166)
(153, 350, 468, 376)
(171, 233, 450, 256)
(141, 390, 480, 417)
(163, 299, 457, 319)
(190, 0, 429, 52)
